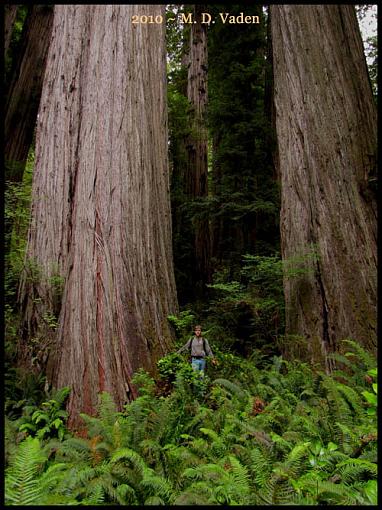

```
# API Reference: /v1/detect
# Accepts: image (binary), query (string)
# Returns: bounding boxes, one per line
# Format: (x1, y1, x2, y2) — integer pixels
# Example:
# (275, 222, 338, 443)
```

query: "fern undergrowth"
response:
(4, 339, 377, 506)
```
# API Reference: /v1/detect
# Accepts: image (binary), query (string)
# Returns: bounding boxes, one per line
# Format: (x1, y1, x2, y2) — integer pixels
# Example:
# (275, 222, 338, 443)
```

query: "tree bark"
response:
(5, 5, 54, 182)
(270, 5, 377, 368)
(186, 4, 211, 290)
(4, 4, 18, 58)
(18, 5, 178, 427)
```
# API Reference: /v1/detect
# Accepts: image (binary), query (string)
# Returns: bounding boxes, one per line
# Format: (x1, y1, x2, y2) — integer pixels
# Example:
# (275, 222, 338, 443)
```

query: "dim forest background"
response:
(3, 4, 378, 506)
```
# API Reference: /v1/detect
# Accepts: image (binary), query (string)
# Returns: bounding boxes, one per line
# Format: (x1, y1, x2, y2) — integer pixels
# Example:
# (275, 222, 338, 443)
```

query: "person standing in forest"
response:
(177, 325, 217, 374)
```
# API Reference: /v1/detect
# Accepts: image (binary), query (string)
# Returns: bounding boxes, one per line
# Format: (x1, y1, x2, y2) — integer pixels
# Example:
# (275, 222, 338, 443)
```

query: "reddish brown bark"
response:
(186, 4, 211, 288)
(18, 5, 178, 427)
(271, 5, 377, 368)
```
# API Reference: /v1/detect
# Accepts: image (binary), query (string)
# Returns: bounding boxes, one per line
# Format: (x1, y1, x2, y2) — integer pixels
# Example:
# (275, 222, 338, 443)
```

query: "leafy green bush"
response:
(157, 352, 185, 383)
(167, 309, 195, 340)
(361, 368, 377, 416)
(16, 387, 70, 441)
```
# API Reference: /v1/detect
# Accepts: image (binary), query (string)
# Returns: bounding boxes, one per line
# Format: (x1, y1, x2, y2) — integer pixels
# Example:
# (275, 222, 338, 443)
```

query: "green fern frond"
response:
(256, 475, 295, 505)
(336, 457, 377, 480)
(49, 436, 93, 463)
(341, 339, 377, 370)
(79, 483, 105, 505)
(281, 430, 307, 445)
(5, 436, 46, 505)
(184, 405, 214, 435)
(110, 447, 146, 475)
(354, 479, 378, 505)
(335, 382, 364, 415)
(187, 437, 210, 459)
(269, 432, 293, 453)
(254, 382, 278, 400)
(173, 482, 212, 505)
(321, 376, 354, 429)
(224, 455, 250, 497)
(249, 447, 272, 488)
(5, 416, 19, 466)
(334, 421, 357, 452)
(37, 462, 70, 495)
(182, 463, 224, 483)
(302, 478, 353, 504)
(288, 413, 322, 442)
(328, 352, 356, 370)
(47, 386, 71, 407)
(199, 427, 220, 443)
(212, 378, 248, 400)
(140, 472, 172, 501)
(97, 392, 118, 425)
(163, 443, 204, 482)
(278, 442, 310, 479)
(115, 483, 138, 505)
(78, 413, 104, 437)
(73, 463, 104, 486)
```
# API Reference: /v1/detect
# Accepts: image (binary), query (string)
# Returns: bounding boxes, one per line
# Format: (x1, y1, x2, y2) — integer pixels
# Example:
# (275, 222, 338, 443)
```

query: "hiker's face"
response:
(195, 328, 201, 336)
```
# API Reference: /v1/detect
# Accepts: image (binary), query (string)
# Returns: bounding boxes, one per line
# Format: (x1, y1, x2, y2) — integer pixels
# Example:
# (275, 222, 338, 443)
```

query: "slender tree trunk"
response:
(4, 4, 18, 58)
(5, 5, 54, 182)
(271, 5, 377, 368)
(18, 5, 178, 428)
(186, 4, 211, 290)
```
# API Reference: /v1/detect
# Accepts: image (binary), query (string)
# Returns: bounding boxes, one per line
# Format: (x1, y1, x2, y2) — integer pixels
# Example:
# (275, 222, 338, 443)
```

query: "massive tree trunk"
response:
(18, 4, 178, 427)
(271, 5, 377, 368)
(186, 4, 211, 290)
(5, 5, 54, 182)
(4, 4, 18, 58)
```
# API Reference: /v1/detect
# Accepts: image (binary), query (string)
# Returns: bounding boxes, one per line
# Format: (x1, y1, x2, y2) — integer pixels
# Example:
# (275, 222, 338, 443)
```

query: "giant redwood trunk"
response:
(18, 5, 178, 427)
(5, 5, 54, 182)
(271, 5, 377, 369)
(186, 4, 211, 289)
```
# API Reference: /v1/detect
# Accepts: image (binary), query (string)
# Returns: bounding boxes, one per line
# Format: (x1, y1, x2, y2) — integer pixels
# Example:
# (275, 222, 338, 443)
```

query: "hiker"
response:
(177, 325, 217, 373)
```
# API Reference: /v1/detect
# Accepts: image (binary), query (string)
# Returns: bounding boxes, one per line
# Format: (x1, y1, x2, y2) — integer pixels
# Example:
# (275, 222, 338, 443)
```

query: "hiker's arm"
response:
(204, 339, 213, 357)
(176, 338, 192, 354)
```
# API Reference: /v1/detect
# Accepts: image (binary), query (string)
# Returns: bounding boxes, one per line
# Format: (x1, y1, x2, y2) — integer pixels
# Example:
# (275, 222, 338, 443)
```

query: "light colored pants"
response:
(191, 357, 206, 373)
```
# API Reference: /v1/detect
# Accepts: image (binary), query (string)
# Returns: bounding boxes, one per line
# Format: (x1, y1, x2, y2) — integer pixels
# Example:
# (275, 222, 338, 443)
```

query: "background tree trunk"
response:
(186, 4, 211, 292)
(5, 5, 54, 182)
(4, 4, 18, 58)
(18, 4, 178, 427)
(270, 5, 377, 368)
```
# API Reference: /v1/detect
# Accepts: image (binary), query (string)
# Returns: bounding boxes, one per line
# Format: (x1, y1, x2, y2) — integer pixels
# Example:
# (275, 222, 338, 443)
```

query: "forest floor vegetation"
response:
(5, 338, 377, 506)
